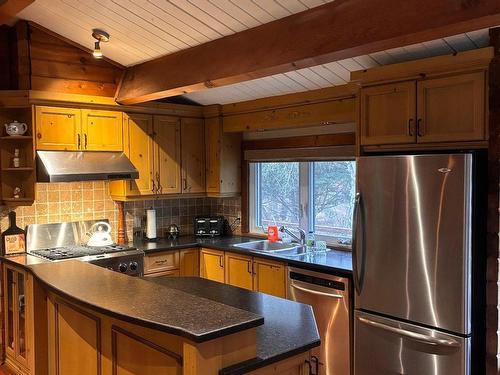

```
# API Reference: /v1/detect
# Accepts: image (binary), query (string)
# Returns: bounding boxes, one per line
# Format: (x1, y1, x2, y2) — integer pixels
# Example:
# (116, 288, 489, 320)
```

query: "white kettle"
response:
(87, 222, 113, 247)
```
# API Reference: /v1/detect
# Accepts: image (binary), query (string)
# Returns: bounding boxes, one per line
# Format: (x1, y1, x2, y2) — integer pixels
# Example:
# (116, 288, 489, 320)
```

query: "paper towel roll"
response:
(146, 209, 157, 240)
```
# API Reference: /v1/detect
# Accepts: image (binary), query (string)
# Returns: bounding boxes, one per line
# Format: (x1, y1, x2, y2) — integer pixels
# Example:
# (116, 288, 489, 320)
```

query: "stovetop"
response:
(30, 244, 135, 261)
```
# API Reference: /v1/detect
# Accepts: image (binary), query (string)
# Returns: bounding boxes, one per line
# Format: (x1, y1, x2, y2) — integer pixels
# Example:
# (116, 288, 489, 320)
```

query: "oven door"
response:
(355, 311, 470, 375)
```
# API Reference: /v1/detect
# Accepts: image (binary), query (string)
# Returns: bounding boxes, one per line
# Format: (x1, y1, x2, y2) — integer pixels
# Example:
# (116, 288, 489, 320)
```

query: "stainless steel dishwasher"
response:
(288, 267, 351, 375)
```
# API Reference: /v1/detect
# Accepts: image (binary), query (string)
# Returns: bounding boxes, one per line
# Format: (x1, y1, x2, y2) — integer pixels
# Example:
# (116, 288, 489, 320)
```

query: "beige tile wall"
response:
(1, 181, 120, 238)
(1, 182, 241, 242)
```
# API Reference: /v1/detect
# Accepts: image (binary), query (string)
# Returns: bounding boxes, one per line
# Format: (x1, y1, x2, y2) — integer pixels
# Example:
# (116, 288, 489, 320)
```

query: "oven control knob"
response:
(119, 263, 128, 273)
(129, 262, 138, 271)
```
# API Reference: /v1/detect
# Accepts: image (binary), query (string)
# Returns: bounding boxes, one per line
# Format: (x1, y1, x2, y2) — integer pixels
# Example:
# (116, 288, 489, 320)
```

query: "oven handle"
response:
(357, 316, 461, 348)
(290, 281, 343, 299)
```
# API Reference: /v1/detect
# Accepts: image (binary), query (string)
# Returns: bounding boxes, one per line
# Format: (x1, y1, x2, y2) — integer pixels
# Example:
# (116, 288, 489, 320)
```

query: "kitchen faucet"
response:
(279, 226, 306, 246)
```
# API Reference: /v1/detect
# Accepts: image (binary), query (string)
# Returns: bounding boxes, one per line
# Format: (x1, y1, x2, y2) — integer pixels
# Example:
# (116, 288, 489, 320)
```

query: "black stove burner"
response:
(31, 245, 133, 261)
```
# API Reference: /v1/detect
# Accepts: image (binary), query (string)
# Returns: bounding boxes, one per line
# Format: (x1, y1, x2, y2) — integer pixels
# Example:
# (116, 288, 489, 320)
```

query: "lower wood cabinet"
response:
(225, 252, 253, 290)
(253, 258, 286, 298)
(157, 249, 286, 298)
(220, 251, 287, 298)
(179, 248, 199, 277)
(144, 250, 179, 276)
(200, 248, 225, 283)
(144, 248, 198, 277)
(3, 264, 33, 374)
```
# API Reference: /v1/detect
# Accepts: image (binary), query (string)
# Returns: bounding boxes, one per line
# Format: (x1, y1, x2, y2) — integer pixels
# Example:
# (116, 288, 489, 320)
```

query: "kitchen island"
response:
(1, 256, 319, 375)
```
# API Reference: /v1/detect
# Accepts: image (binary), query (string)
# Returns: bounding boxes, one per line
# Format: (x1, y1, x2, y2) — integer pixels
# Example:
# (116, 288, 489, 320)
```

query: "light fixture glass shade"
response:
(93, 41, 103, 58)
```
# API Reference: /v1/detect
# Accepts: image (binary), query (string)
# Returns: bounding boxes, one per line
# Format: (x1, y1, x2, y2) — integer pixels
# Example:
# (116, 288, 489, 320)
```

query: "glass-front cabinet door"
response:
(3, 264, 29, 369)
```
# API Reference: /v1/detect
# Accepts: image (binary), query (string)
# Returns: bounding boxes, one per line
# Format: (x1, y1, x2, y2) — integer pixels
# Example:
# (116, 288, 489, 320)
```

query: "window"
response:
(250, 161, 356, 247)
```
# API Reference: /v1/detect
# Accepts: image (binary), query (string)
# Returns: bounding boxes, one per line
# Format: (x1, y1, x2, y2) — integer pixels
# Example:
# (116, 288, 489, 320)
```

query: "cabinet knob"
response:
(37, 133, 42, 139)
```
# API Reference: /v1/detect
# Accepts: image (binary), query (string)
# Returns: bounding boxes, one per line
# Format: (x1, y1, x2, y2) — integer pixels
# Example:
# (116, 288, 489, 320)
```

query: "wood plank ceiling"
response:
(18, 0, 490, 105)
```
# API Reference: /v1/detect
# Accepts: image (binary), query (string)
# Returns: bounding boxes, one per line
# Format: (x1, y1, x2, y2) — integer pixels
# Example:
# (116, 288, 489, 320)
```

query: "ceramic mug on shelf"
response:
(5, 120, 28, 136)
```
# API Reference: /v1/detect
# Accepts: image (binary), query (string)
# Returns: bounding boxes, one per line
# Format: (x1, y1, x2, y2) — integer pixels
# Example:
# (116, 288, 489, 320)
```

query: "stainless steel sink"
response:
(272, 247, 309, 257)
(233, 240, 297, 252)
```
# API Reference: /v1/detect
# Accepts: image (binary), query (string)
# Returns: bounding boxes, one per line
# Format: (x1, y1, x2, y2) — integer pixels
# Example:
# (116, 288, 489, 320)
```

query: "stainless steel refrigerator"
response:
(353, 154, 482, 375)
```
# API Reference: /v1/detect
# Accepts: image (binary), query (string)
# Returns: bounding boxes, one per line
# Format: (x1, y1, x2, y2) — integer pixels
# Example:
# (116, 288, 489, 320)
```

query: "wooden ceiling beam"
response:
(0, 0, 33, 26)
(116, 0, 500, 105)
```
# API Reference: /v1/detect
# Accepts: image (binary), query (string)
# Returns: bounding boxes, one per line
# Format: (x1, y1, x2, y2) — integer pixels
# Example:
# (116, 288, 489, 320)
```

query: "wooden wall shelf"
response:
(0, 107, 35, 206)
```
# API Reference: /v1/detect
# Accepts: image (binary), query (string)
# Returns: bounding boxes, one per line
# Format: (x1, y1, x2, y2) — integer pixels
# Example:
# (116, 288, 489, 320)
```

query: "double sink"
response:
(233, 240, 311, 257)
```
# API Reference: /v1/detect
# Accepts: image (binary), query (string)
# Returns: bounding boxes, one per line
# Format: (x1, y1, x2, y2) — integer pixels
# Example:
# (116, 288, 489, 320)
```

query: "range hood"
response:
(36, 151, 139, 182)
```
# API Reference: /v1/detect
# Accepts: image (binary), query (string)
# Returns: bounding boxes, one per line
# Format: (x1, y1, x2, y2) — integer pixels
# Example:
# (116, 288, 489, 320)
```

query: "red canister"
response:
(267, 225, 279, 242)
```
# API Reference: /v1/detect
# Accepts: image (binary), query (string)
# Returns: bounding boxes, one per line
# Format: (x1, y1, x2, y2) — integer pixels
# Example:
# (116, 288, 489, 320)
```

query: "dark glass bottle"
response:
(1, 211, 25, 255)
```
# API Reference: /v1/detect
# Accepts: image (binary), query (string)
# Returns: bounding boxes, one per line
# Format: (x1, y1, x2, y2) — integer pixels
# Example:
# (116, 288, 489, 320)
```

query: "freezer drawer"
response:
(354, 311, 470, 375)
(353, 154, 472, 334)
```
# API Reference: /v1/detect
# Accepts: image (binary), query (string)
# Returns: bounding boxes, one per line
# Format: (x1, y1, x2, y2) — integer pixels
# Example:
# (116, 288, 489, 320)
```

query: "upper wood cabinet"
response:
(35, 106, 81, 150)
(205, 116, 241, 197)
(35, 106, 123, 151)
(81, 109, 123, 151)
(360, 81, 416, 146)
(416, 72, 485, 143)
(123, 114, 155, 196)
(154, 116, 181, 194)
(110, 114, 188, 200)
(359, 70, 487, 147)
(181, 118, 205, 194)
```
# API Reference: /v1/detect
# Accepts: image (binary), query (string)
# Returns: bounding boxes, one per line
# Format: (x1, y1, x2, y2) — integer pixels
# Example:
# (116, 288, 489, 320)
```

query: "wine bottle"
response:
(1, 211, 25, 256)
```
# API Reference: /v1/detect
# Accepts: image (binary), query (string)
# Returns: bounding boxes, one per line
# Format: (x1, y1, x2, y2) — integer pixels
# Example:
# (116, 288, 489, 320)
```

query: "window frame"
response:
(249, 160, 355, 250)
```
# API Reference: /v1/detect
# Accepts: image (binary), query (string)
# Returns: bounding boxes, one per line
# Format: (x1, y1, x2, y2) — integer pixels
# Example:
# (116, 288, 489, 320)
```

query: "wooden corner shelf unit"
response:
(0, 104, 35, 207)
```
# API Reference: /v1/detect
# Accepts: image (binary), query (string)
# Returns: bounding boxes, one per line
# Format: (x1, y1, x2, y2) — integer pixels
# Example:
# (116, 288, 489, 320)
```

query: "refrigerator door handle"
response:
(357, 316, 461, 348)
(352, 192, 362, 295)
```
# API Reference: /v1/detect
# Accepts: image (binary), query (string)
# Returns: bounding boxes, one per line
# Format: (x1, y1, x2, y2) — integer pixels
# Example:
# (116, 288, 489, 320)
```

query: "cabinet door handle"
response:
(247, 261, 252, 274)
(77, 134, 81, 149)
(182, 178, 188, 191)
(156, 172, 162, 194)
(408, 118, 414, 136)
(219, 255, 224, 268)
(151, 179, 156, 194)
(417, 118, 424, 137)
(84, 134, 88, 149)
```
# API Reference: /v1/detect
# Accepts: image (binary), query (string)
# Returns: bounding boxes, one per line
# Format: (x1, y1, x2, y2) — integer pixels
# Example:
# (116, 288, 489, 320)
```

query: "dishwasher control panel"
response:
(289, 271, 346, 291)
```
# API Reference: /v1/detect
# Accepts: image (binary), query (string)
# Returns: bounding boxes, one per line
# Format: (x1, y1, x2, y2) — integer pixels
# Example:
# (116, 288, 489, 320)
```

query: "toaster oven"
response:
(194, 216, 225, 237)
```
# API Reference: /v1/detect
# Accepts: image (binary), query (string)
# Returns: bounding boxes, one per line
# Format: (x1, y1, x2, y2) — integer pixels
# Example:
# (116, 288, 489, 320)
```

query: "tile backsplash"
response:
(124, 196, 242, 240)
(1, 182, 241, 242)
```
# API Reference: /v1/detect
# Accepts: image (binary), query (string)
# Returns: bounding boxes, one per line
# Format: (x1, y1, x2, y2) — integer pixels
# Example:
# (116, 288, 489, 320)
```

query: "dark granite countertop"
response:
(135, 235, 353, 276)
(148, 277, 320, 375)
(22, 260, 264, 343)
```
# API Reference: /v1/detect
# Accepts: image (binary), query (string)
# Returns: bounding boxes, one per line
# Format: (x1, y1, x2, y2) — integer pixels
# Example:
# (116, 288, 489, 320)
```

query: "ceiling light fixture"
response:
(92, 29, 109, 59)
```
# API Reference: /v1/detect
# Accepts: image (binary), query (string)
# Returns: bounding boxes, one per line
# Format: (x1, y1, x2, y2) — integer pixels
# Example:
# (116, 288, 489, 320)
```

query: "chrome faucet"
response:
(279, 226, 306, 245)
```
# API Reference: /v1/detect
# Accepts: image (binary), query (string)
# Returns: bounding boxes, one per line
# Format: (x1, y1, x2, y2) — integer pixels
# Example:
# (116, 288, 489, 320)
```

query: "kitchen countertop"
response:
(14, 259, 264, 343)
(148, 277, 320, 375)
(136, 235, 353, 276)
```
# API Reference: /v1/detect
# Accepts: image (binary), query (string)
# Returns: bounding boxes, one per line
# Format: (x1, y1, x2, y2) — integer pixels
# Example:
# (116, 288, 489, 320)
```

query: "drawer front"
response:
(144, 251, 180, 274)
(144, 269, 180, 278)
